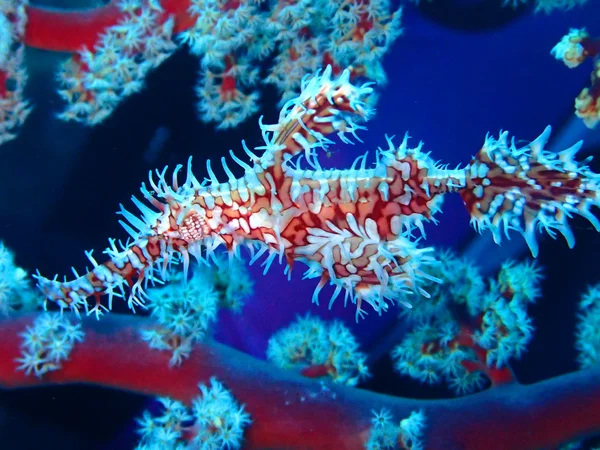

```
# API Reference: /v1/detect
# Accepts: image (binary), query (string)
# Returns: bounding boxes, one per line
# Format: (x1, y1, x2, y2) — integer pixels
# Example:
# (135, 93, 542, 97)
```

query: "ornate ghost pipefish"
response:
(35, 66, 600, 320)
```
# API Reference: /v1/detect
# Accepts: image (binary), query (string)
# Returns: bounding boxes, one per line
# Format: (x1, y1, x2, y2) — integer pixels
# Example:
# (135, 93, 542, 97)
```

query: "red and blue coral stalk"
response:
(1, 313, 600, 449)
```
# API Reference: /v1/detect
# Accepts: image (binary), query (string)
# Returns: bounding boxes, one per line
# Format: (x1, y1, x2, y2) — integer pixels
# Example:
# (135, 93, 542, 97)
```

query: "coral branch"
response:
(24, 0, 193, 52)
(2, 0, 402, 142)
(1, 313, 600, 449)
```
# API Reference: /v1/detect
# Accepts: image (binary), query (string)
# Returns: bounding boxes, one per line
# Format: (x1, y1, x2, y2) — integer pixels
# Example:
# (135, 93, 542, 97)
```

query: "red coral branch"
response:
(454, 326, 517, 387)
(1, 313, 600, 449)
(24, 0, 193, 51)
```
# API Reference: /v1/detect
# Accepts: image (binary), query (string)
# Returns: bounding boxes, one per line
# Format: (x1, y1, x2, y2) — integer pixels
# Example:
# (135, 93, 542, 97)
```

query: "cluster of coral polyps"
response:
(504, 0, 589, 13)
(0, 0, 402, 145)
(553, 28, 600, 128)
(0, 0, 30, 146)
